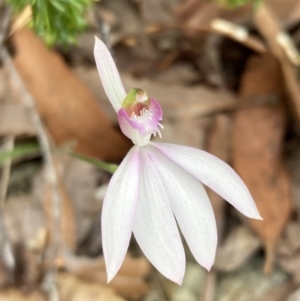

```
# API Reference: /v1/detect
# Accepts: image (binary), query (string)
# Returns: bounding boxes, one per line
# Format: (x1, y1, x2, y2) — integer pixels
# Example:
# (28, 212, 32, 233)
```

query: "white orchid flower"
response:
(94, 37, 262, 285)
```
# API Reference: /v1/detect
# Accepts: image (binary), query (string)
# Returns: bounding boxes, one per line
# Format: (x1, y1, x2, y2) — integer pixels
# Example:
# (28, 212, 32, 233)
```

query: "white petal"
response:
(102, 146, 140, 282)
(133, 147, 185, 284)
(151, 142, 262, 219)
(117, 110, 151, 146)
(148, 146, 217, 270)
(94, 37, 126, 112)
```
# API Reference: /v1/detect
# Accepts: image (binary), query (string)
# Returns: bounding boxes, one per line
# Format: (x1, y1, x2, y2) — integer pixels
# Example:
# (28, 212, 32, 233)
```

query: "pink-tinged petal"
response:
(94, 37, 126, 112)
(151, 142, 262, 220)
(117, 109, 151, 146)
(133, 147, 185, 284)
(148, 146, 217, 270)
(149, 98, 163, 121)
(118, 99, 163, 137)
(102, 146, 140, 282)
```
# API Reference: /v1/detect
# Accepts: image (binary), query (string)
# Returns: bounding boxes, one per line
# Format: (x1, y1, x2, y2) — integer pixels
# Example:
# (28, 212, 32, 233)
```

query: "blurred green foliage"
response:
(71, 152, 118, 173)
(216, 0, 263, 8)
(0, 143, 40, 166)
(6, 0, 93, 46)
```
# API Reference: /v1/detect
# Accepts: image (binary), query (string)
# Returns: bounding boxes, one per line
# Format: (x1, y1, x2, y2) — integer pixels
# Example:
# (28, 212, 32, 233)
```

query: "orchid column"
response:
(94, 37, 262, 284)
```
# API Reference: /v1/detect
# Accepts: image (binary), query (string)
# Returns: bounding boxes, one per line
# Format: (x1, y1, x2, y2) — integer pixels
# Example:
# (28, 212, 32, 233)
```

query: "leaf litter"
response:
(1, 0, 300, 300)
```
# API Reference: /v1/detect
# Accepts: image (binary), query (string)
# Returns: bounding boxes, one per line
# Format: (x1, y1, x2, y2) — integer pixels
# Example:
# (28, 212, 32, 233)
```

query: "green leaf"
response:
(6, 0, 93, 46)
(215, 0, 263, 8)
(70, 152, 118, 174)
(0, 143, 40, 166)
(0, 142, 119, 174)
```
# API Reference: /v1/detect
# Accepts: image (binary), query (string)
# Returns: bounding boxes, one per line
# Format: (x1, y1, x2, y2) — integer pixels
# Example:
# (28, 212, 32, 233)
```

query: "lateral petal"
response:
(149, 146, 217, 270)
(94, 37, 126, 112)
(102, 146, 140, 282)
(118, 98, 163, 137)
(151, 142, 262, 219)
(117, 109, 151, 146)
(133, 147, 185, 284)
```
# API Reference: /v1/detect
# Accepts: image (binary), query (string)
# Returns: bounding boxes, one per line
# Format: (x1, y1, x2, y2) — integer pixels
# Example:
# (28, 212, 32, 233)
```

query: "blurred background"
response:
(0, 0, 300, 300)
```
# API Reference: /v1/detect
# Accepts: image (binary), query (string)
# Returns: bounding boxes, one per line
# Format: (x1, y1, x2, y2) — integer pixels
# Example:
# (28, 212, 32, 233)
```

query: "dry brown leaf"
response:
(0, 104, 36, 137)
(141, 0, 176, 24)
(0, 289, 45, 301)
(175, 0, 253, 30)
(287, 147, 300, 215)
(2, 196, 46, 289)
(13, 244, 42, 291)
(214, 226, 261, 272)
(184, 2, 220, 33)
(278, 254, 300, 283)
(174, 0, 203, 19)
(63, 252, 151, 300)
(75, 66, 237, 123)
(252, 281, 298, 301)
(175, 0, 300, 28)
(57, 272, 126, 301)
(288, 288, 300, 301)
(4, 196, 45, 248)
(254, 4, 300, 125)
(124, 77, 237, 122)
(11, 28, 131, 162)
(153, 62, 200, 85)
(267, 0, 300, 28)
(0, 257, 13, 287)
(231, 55, 292, 273)
(277, 222, 300, 282)
(0, 274, 126, 301)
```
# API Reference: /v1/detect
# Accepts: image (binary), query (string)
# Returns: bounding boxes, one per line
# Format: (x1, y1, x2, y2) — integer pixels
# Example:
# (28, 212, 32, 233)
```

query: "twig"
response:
(146, 21, 267, 54)
(254, 4, 300, 127)
(0, 137, 15, 273)
(70, 152, 118, 174)
(277, 32, 300, 66)
(8, 5, 32, 38)
(0, 5, 15, 279)
(0, 136, 14, 209)
(201, 271, 216, 301)
(210, 18, 266, 54)
(2, 46, 61, 299)
(0, 6, 13, 207)
(0, 6, 11, 46)
(42, 270, 59, 301)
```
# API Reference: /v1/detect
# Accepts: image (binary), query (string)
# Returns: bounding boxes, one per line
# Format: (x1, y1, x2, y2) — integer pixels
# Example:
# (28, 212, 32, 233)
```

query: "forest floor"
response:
(1, 0, 300, 300)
